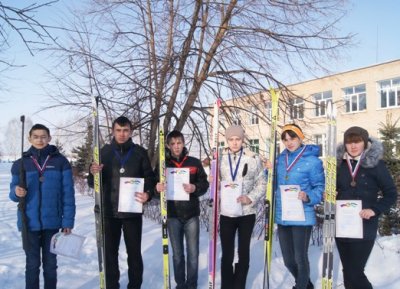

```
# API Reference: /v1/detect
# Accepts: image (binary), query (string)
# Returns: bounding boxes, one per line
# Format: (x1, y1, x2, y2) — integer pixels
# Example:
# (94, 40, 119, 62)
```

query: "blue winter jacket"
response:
(9, 145, 76, 231)
(274, 144, 325, 226)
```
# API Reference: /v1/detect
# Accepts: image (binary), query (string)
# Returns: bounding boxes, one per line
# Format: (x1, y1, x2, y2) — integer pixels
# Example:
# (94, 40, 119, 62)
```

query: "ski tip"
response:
(326, 101, 332, 118)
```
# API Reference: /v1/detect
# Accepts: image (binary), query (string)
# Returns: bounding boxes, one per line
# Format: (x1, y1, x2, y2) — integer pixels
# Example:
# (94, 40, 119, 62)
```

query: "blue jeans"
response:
(25, 229, 59, 289)
(168, 216, 199, 289)
(278, 225, 312, 289)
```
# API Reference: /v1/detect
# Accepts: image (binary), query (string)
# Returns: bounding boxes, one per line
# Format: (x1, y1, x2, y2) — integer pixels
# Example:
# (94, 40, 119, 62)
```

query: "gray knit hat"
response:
(344, 126, 369, 147)
(225, 125, 245, 140)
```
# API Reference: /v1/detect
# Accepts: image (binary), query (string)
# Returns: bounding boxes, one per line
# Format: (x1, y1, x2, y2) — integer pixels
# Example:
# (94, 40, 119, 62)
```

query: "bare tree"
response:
(0, 1, 58, 63)
(46, 0, 353, 163)
(2, 117, 33, 160)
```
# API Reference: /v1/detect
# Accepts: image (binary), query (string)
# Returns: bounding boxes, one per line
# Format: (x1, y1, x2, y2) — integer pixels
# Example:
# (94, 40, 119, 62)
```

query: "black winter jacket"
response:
(155, 147, 209, 220)
(336, 138, 397, 241)
(88, 138, 156, 218)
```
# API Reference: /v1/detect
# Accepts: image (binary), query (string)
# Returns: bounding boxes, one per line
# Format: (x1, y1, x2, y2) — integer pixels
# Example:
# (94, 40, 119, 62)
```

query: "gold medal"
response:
(39, 176, 45, 182)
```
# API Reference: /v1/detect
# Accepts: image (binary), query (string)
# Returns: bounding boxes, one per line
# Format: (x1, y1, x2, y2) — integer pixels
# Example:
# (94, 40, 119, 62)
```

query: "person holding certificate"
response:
(336, 126, 397, 289)
(9, 124, 76, 289)
(270, 123, 324, 289)
(219, 125, 266, 289)
(89, 116, 156, 289)
(155, 130, 209, 289)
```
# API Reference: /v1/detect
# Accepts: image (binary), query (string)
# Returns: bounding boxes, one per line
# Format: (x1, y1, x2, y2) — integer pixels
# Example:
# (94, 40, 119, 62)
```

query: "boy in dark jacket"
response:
(89, 116, 156, 289)
(155, 130, 209, 289)
(9, 123, 76, 289)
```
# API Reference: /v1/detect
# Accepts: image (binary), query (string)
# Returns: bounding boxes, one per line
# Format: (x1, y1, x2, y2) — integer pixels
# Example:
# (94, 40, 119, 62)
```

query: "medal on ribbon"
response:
(113, 145, 134, 174)
(31, 155, 51, 182)
(346, 151, 364, 187)
(285, 145, 307, 181)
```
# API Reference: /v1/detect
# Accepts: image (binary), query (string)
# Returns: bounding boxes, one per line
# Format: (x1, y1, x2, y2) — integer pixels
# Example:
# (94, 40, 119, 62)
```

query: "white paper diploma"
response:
(50, 232, 86, 259)
(335, 200, 363, 238)
(166, 168, 190, 201)
(280, 185, 305, 221)
(118, 177, 144, 213)
(220, 181, 243, 216)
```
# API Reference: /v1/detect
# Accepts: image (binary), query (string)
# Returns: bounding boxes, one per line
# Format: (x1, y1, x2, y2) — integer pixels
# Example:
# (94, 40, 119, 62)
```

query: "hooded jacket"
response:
(155, 147, 209, 220)
(88, 138, 156, 218)
(336, 137, 397, 240)
(274, 144, 325, 226)
(9, 145, 76, 231)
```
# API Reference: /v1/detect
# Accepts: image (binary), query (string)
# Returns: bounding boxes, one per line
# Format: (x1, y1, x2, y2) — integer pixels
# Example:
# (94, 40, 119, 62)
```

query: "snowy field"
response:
(0, 162, 399, 289)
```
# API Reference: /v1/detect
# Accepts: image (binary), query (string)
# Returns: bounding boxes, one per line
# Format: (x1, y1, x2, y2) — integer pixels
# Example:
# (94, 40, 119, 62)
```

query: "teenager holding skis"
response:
(9, 124, 76, 289)
(89, 116, 156, 289)
(335, 126, 397, 289)
(219, 125, 265, 289)
(267, 123, 324, 289)
(154, 130, 209, 289)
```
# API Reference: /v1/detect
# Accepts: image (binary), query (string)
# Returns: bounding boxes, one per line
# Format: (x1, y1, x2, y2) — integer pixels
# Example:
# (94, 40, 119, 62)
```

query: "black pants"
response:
(104, 217, 143, 289)
(220, 214, 255, 289)
(336, 239, 374, 289)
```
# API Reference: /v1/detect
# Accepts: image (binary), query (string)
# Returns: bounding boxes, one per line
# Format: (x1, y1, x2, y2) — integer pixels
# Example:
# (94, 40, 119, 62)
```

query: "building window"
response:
(232, 109, 241, 125)
(343, 84, 366, 113)
(249, 106, 259, 125)
(378, 77, 400, 108)
(313, 134, 325, 157)
(313, 91, 332, 117)
(290, 98, 304, 120)
(249, 139, 259, 153)
(265, 101, 272, 120)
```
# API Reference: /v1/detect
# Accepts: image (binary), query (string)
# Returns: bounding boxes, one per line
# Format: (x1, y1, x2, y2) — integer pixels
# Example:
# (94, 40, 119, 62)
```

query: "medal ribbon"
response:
(346, 151, 364, 183)
(170, 155, 188, 168)
(113, 145, 134, 170)
(285, 145, 307, 175)
(228, 148, 243, 181)
(30, 155, 51, 177)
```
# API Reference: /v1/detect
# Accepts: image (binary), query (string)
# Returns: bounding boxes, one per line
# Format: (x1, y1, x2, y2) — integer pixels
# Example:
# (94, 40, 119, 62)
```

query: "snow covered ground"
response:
(1, 162, 399, 289)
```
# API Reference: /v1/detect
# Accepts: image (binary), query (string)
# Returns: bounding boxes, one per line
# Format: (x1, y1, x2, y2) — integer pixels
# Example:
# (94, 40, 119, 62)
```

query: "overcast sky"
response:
(0, 0, 399, 147)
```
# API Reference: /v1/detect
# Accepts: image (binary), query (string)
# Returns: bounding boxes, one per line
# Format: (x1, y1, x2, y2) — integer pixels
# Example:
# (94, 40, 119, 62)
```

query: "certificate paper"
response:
(336, 200, 363, 238)
(220, 181, 243, 216)
(280, 185, 305, 221)
(166, 168, 190, 201)
(118, 177, 144, 213)
(50, 232, 86, 259)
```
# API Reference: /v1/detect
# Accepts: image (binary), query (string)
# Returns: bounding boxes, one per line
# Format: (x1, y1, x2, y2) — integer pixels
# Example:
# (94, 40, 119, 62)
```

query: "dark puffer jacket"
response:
(88, 138, 156, 218)
(336, 138, 397, 240)
(155, 147, 209, 220)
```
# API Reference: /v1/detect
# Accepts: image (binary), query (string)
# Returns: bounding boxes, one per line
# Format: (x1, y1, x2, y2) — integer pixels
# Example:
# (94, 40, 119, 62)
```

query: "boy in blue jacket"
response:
(9, 123, 76, 289)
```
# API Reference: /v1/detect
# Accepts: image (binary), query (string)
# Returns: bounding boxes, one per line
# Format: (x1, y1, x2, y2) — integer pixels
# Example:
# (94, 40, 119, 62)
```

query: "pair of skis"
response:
(92, 96, 106, 289)
(321, 101, 337, 289)
(158, 127, 172, 289)
(208, 99, 222, 289)
(263, 88, 279, 289)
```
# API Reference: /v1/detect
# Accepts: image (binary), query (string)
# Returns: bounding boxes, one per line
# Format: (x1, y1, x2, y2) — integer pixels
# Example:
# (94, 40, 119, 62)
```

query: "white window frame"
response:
(290, 98, 304, 120)
(249, 106, 259, 125)
(313, 91, 332, 117)
(313, 134, 326, 157)
(378, 77, 400, 108)
(249, 139, 259, 153)
(343, 84, 367, 113)
(232, 109, 241, 126)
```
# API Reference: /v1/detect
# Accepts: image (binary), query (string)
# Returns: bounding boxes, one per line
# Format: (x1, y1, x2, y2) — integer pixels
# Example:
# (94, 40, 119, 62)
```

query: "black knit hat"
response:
(344, 126, 369, 147)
